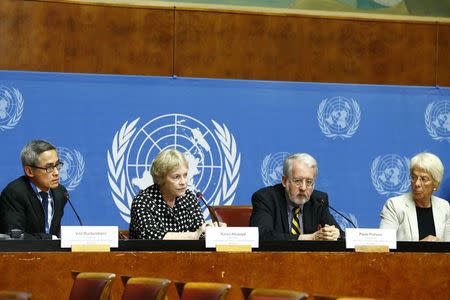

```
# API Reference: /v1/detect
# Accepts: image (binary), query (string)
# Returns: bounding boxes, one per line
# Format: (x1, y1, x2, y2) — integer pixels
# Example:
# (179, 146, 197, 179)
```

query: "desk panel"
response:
(0, 241, 448, 299)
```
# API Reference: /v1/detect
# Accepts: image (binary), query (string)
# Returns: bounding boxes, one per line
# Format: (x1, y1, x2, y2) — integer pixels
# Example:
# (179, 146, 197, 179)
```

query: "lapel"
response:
(277, 185, 290, 233)
(404, 194, 419, 241)
(49, 188, 61, 232)
(431, 196, 444, 239)
(24, 178, 46, 231)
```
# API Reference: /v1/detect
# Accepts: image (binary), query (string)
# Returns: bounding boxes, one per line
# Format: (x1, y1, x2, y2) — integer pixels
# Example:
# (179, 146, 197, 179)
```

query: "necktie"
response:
(39, 191, 49, 233)
(291, 207, 301, 235)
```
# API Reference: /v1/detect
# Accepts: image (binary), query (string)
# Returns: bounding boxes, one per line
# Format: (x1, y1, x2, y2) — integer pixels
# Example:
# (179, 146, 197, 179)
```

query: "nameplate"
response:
(346, 228, 396, 249)
(61, 226, 119, 248)
(205, 227, 259, 248)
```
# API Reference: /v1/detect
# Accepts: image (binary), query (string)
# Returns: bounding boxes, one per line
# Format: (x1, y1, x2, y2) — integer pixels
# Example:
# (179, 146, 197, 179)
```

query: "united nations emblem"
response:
(107, 114, 241, 223)
(425, 100, 450, 142)
(317, 96, 361, 139)
(371, 154, 410, 196)
(0, 86, 24, 131)
(261, 152, 290, 186)
(57, 147, 85, 191)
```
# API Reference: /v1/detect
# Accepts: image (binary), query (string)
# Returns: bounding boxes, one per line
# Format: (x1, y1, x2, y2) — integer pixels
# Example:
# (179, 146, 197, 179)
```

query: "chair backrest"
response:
(69, 272, 116, 300)
(212, 205, 253, 226)
(121, 277, 170, 300)
(119, 230, 130, 240)
(313, 296, 378, 300)
(242, 287, 308, 300)
(176, 282, 231, 300)
(0, 291, 32, 300)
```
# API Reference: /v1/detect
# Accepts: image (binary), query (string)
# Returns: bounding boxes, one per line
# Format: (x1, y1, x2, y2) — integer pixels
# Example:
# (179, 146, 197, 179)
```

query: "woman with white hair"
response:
(129, 149, 213, 239)
(380, 152, 450, 241)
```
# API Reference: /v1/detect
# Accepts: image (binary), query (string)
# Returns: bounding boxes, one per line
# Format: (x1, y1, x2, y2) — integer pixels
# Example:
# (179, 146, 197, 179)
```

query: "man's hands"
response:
(298, 224, 340, 241)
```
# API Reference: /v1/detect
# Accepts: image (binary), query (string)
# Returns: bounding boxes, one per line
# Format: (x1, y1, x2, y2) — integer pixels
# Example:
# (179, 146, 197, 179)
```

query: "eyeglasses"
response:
(410, 175, 433, 185)
(30, 162, 64, 173)
(289, 177, 315, 188)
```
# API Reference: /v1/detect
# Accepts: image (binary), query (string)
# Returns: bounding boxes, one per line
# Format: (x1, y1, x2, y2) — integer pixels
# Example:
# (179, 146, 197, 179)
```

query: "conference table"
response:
(0, 239, 448, 300)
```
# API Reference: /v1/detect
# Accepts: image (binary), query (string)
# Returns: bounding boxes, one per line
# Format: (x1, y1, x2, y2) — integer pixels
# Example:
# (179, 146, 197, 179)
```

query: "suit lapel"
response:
(277, 186, 290, 234)
(431, 196, 444, 239)
(24, 178, 46, 232)
(404, 195, 419, 240)
(50, 188, 61, 233)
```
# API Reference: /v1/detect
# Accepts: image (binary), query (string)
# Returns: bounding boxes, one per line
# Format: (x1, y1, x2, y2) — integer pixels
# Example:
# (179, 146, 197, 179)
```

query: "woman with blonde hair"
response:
(129, 149, 218, 239)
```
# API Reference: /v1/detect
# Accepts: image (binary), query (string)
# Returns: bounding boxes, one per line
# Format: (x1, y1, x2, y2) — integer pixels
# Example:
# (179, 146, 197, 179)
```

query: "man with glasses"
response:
(0, 140, 68, 239)
(250, 153, 342, 240)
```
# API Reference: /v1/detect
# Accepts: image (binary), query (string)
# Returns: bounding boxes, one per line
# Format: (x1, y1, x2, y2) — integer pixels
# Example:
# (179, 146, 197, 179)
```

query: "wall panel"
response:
(174, 10, 437, 85)
(0, 0, 174, 75)
(438, 23, 450, 86)
(0, 1, 448, 85)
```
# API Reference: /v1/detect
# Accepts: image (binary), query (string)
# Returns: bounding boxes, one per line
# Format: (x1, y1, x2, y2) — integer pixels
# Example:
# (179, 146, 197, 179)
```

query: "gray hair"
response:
(283, 153, 318, 178)
(151, 148, 188, 186)
(20, 140, 56, 167)
(410, 152, 444, 187)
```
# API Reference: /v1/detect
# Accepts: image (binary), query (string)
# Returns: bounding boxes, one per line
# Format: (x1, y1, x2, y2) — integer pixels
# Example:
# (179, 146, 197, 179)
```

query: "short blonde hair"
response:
(410, 152, 444, 187)
(151, 149, 188, 185)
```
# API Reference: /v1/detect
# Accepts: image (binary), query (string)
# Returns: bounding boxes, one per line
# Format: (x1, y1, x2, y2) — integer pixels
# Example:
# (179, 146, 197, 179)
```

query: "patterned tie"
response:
(291, 206, 301, 235)
(39, 191, 49, 233)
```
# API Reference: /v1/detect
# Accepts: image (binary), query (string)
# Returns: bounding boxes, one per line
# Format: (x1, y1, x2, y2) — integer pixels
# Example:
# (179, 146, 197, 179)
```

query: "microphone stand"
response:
(196, 192, 220, 224)
(320, 198, 357, 228)
(65, 192, 83, 226)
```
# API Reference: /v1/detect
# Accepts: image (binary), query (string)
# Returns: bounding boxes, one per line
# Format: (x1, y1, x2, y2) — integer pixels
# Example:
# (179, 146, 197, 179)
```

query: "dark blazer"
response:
(0, 176, 68, 239)
(250, 183, 343, 240)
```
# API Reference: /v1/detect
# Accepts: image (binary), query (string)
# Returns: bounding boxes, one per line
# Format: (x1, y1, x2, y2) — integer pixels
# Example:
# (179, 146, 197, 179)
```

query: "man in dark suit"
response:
(250, 153, 342, 240)
(0, 140, 68, 239)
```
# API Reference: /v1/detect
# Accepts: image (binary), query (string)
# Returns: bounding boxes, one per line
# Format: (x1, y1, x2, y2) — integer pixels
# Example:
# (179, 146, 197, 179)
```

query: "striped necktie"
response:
(291, 206, 301, 235)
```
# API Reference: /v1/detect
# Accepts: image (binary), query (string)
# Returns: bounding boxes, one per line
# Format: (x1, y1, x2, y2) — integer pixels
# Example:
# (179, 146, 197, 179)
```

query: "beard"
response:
(285, 190, 309, 206)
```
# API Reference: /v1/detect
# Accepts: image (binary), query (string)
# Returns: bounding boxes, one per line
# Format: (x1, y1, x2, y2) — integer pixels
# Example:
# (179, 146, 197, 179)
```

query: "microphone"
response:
(319, 198, 357, 228)
(65, 191, 83, 226)
(195, 191, 220, 224)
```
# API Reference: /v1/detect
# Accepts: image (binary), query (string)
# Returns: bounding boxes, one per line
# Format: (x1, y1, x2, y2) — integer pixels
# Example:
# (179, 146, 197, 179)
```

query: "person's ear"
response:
(24, 166, 34, 178)
(281, 176, 287, 187)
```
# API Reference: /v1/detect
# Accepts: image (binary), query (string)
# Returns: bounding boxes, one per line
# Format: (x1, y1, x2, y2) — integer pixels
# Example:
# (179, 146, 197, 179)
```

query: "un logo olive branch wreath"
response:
(107, 117, 240, 223)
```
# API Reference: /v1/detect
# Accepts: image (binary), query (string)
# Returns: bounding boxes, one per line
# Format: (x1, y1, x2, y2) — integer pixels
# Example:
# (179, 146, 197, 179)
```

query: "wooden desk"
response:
(0, 240, 448, 300)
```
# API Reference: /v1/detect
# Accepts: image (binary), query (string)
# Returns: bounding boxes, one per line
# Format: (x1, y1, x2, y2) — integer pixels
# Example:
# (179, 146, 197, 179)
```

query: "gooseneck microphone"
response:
(64, 191, 83, 226)
(195, 191, 220, 224)
(320, 198, 357, 228)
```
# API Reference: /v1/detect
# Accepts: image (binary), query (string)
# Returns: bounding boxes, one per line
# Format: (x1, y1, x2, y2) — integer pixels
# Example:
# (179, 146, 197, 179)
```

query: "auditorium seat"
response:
(212, 206, 253, 226)
(241, 287, 307, 300)
(69, 271, 116, 300)
(0, 291, 31, 300)
(313, 296, 378, 300)
(121, 276, 170, 300)
(175, 281, 231, 300)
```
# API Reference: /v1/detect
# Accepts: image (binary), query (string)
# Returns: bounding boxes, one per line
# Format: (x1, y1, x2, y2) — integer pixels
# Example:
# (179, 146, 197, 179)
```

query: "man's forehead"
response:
(291, 161, 316, 175)
(37, 150, 59, 164)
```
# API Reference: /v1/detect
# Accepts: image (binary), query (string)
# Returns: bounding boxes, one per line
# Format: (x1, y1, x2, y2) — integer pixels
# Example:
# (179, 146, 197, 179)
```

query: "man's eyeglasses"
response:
(289, 177, 315, 188)
(31, 162, 64, 173)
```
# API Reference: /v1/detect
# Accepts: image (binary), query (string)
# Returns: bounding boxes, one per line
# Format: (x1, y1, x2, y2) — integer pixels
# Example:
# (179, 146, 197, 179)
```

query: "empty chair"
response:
(69, 272, 116, 300)
(0, 291, 31, 300)
(175, 282, 231, 300)
(242, 287, 307, 300)
(121, 277, 170, 300)
(212, 205, 253, 226)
